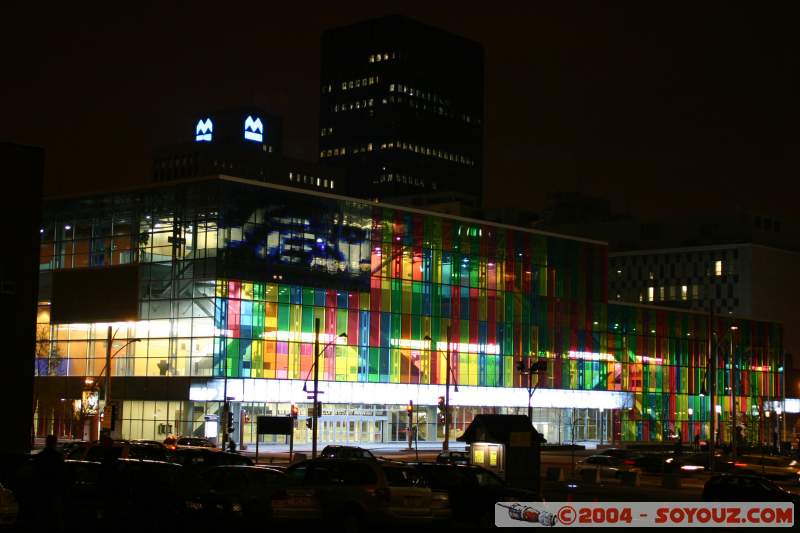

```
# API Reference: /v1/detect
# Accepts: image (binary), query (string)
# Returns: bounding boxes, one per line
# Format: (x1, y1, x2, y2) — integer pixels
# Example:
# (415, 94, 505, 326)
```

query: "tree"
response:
(36, 324, 62, 376)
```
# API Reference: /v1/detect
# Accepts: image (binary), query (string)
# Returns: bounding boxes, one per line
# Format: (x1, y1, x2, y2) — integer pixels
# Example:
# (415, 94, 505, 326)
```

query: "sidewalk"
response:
(239, 440, 467, 456)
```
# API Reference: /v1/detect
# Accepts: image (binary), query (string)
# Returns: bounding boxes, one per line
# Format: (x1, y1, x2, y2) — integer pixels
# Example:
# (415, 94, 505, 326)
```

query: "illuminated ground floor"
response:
(33, 377, 788, 448)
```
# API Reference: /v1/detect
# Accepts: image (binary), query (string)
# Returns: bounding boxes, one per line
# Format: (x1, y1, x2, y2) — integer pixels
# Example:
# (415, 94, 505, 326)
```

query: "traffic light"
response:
(437, 396, 446, 424)
(305, 418, 313, 430)
(290, 404, 299, 418)
(406, 400, 414, 417)
(226, 410, 234, 434)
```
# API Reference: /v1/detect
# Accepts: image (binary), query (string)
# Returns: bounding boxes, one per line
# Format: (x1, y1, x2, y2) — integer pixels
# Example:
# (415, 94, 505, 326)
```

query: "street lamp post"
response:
(516, 357, 547, 425)
(307, 318, 347, 458)
(599, 408, 604, 446)
(687, 408, 694, 450)
(729, 324, 738, 458)
(444, 325, 452, 452)
(98, 326, 141, 437)
(425, 330, 457, 451)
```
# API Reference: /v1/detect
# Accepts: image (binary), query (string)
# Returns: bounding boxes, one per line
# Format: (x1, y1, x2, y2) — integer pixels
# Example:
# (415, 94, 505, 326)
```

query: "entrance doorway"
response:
(317, 415, 386, 444)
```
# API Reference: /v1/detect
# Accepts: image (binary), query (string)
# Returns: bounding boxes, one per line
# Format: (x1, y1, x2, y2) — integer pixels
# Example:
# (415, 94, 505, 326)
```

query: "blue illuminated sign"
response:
(195, 118, 213, 142)
(244, 115, 264, 142)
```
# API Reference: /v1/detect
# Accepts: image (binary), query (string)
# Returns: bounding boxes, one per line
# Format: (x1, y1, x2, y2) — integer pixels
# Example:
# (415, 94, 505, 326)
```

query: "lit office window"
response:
(715, 260, 723, 276)
(659, 287, 665, 301)
(668, 286, 676, 300)
(330, 180, 335, 189)
(369, 55, 374, 63)
(647, 287, 654, 302)
(681, 285, 688, 300)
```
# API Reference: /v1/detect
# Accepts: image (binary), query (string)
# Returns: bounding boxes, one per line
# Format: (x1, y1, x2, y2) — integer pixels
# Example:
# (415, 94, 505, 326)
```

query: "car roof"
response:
(117, 458, 180, 466)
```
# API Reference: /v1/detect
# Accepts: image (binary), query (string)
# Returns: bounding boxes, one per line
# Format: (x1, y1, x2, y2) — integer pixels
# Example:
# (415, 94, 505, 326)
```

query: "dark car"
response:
(273, 458, 435, 531)
(599, 448, 638, 460)
(319, 445, 376, 460)
(184, 465, 285, 526)
(169, 447, 253, 474)
(0, 482, 19, 526)
(436, 451, 470, 465)
(723, 455, 800, 482)
(62, 458, 185, 531)
(632, 452, 673, 473)
(414, 463, 537, 528)
(177, 436, 215, 448)
(66, 439, 168, 462)
(164, 435, 216, 451)
(702, 474, 800, 503)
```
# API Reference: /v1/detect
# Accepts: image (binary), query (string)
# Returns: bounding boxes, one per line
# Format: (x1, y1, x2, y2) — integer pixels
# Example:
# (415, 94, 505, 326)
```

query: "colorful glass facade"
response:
(34, 177, 784, 444)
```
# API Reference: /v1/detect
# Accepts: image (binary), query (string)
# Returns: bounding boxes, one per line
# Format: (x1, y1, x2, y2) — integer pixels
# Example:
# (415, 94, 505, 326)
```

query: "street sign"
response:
(256, 416, 293, 436)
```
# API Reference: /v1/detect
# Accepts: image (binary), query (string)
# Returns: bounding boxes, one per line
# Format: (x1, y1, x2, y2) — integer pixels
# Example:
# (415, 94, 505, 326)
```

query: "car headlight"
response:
(231, 502, 242, 513)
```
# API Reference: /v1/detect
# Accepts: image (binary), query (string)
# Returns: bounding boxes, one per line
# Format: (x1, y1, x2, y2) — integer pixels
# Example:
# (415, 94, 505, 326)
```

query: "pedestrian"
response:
(33, 434, 64, 531)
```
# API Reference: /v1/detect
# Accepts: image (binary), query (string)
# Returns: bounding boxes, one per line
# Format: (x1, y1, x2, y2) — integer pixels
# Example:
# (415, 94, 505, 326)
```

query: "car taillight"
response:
(623, 459, 635, 465)
(734, 463, 748, 468)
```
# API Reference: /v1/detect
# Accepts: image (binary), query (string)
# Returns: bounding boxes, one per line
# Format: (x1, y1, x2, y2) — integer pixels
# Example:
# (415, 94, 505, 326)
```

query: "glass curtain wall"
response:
(34, 179, 783, 445)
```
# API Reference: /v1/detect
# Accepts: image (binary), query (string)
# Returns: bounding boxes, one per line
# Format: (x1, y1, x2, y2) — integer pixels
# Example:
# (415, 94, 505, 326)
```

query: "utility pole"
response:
(99, 325, 112, 438)
(706, 279, 716, 473)
(444, 325, 451, 452)
(730, 325, 738, 458)
(312, 318, 320, 459)
(104, 326, 112, 413)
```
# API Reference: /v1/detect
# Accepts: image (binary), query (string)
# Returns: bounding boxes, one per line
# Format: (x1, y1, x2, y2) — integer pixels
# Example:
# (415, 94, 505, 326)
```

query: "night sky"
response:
(3, 2, 798, 217)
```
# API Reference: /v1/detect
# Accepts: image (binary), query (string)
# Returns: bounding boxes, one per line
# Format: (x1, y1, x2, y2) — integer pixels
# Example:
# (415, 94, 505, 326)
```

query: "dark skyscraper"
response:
(319, 15, 484, 204)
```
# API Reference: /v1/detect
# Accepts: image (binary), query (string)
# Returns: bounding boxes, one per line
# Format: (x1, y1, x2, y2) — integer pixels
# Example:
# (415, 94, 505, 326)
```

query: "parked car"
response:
(62, 458, 185, 530)
(436, 450, 470, 465)
(414, 463, 536, 527)
(273, 458, 434, 531)
(724, 455, 800, 482)
(0, 483, 19, 526)
(164, 435, 215, 451)
(168, 447, 253, 474)
(575, 455, 641, 479)
(66, 439, 168, 462)
(702, 474, 800, 503)
(631, 452, 673, 473)
(55, 440, 87, 457)
(184, 465, 286, 527)
(319, 445, 376, 460)
(598, 448, 638, 460)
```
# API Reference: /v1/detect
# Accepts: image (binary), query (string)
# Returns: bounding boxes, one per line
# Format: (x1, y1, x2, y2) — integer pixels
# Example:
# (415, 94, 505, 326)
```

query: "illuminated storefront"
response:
(33, 176, 785, 446)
